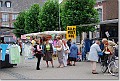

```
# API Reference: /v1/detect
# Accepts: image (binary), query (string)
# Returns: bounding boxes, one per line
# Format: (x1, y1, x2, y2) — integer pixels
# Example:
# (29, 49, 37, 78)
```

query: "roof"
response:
(0, 0, 47, 13)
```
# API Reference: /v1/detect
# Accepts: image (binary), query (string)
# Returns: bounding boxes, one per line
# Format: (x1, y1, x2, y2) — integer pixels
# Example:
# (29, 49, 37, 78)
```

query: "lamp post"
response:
(59, 0, 63, 31)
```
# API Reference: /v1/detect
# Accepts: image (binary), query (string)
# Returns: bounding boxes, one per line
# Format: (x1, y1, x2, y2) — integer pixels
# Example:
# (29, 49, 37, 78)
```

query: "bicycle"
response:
(100, 51, 118, 76)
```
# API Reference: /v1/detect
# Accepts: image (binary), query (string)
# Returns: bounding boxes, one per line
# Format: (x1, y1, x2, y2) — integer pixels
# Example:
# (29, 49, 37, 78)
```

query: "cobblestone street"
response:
(0, 56, 119, 80)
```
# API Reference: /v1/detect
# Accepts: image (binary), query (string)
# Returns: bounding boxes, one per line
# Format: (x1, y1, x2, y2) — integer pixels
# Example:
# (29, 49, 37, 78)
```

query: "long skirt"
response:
(43, 51, 52, 61)
(57, 49, 64, 64)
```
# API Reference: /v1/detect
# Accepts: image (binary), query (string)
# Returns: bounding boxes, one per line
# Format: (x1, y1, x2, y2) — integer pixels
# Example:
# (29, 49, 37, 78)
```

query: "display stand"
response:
(0, 48, 17, 69)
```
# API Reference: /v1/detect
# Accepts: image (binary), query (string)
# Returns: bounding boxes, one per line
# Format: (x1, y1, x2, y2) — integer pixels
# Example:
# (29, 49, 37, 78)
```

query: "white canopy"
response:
(23, 31, 66, 37)
(24, 32, 41, 36)
(38, 31, 66, 35)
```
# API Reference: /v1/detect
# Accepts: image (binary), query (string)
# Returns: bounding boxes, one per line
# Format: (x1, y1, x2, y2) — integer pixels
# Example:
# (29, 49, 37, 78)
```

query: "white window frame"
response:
(2, 13, 9, 22)
(12, 14, 18, 20)
(95, 5, 103, 21)
(5, 1, 11, 8)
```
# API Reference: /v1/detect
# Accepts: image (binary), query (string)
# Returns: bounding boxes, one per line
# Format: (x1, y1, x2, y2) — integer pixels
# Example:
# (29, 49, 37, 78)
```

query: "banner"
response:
(66, 26, 76, 39)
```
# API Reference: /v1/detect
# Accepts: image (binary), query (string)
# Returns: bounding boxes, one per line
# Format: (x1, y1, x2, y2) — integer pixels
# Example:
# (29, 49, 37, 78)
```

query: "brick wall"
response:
(95, 0, 118, 20)
(106, 0, 118, 20)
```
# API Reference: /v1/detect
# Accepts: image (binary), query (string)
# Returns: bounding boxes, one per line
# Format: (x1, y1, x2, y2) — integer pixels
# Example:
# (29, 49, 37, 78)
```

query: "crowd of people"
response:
(17, 36, 118, 75)
(19, 35, 79, 70)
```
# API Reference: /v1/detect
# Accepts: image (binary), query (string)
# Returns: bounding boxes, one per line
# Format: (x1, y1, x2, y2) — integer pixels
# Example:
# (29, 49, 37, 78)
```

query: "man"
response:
(102, 38, 116, 55)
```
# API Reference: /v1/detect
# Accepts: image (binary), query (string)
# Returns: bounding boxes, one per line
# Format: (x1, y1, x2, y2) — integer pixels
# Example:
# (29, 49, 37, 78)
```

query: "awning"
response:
(99, 19, 118, 25)
(0, 26, 15, 35)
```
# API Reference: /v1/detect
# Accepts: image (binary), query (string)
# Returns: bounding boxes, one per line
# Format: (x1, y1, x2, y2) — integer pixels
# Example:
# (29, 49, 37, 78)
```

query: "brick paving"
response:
(0, 56, 119, 80)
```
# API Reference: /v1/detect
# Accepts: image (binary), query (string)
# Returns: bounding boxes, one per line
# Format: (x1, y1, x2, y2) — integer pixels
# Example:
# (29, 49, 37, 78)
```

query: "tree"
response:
(13, 11, 27, 38)
(61, 0, 99, 33)
(38, 0, 59, 31)
(25, 4, 41, 33)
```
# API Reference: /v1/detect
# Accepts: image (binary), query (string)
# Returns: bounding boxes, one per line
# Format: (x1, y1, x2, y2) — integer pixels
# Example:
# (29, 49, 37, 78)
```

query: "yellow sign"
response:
(66, 26, 76, 39)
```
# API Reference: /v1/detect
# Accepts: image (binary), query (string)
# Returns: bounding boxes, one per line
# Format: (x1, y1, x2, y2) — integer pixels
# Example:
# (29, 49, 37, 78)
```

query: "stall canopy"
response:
(21, 31, 67, 39)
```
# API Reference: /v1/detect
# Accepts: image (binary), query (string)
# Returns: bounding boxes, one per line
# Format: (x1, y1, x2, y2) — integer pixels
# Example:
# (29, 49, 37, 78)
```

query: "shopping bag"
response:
(98, 52, 103, 56)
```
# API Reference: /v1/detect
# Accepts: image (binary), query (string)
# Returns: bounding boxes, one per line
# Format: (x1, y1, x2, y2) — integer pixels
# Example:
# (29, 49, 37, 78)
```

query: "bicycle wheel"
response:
(108, 61, 118, 75)
(101, 62, 108, 73)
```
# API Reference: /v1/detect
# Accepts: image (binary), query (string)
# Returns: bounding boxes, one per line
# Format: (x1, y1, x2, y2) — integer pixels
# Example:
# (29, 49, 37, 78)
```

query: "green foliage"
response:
(61, 0, 99, 34)
(25, 4, 41, 33)
(38, 0, 59, 31)
(13, 11, 26, 37)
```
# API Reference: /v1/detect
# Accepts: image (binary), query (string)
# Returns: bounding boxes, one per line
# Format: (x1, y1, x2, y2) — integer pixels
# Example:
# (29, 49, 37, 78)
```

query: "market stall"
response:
(0, 27, 18, 69)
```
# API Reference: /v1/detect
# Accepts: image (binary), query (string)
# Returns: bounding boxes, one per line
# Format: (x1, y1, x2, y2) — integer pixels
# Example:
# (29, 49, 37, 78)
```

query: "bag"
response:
(56, 46, 62, 51)
(104, 47, 111, 55)
(33, 44, 43, 56)
(104, 51, 110, 54)
(98, 52, 103, 56)
(65, 49, 70, 54)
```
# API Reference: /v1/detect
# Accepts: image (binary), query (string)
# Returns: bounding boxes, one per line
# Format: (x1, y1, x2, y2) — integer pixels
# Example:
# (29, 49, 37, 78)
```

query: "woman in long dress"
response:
(56, 36, 64, 68)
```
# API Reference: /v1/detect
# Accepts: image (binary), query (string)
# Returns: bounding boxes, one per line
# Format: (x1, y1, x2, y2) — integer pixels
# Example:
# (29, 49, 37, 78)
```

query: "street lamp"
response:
(59, 0, 63, 31)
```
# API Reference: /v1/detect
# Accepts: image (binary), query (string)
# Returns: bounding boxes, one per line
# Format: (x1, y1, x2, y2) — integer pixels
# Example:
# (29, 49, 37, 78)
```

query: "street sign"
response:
(66, 26, 76, 39)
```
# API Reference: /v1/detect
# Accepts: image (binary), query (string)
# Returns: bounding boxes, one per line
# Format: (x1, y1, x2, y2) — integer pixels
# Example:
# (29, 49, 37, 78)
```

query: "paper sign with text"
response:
(66, 26, 76, 39)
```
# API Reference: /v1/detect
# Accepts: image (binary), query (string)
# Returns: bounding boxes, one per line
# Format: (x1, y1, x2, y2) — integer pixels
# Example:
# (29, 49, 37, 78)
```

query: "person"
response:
(69, 42, 78, 66)
(102, 38, 116, 55)
(81, 41, 86, 61)
(53, 38, 57, 57)
(67, 39, 72, 48)
(56, 35, 64, 68)
(43, 39, 54, 68)
(31, 38, 36, 46)
(34, 39, 43, 70)
(114, 42, 118, 57)
(101, 38, 116, 64)
(62, 39, 70, 67)
(88, 40, 101, 74)
(67, 39, 72, 65)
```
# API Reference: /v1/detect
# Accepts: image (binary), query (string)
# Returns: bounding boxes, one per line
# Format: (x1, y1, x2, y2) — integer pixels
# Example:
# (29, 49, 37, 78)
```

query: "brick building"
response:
(0, 0, 46, 43)
(94, 0, 118, 42)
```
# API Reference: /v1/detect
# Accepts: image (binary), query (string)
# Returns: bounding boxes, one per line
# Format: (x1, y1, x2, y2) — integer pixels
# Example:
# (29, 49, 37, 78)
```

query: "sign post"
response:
(66, 26, 76, 40)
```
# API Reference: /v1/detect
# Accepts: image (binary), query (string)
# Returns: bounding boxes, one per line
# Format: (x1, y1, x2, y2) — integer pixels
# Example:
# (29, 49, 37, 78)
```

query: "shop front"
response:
(99, 19, 118, 43)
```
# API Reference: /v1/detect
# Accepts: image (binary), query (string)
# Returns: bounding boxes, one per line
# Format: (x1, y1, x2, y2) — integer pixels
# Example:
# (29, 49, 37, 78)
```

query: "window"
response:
(2, 23, 9, 27)
(5, 1, 11, 8)
(0, 1, 3, 7)
(2, 13, 9, 22)
(97, 8, 102, 21)
(12, 14, 18, 20)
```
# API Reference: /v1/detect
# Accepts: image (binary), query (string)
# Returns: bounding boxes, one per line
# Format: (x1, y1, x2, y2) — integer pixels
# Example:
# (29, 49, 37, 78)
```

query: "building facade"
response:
(86, 0, 118, 43)
(0, 0, 46, 43)
(96, 0, 118, 42)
